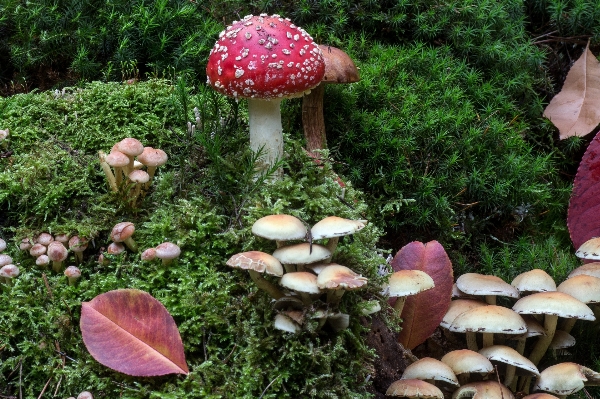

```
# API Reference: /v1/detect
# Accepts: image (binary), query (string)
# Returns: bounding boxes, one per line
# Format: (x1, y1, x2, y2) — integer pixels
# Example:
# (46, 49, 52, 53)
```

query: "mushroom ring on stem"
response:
(206, 14, 325, 176)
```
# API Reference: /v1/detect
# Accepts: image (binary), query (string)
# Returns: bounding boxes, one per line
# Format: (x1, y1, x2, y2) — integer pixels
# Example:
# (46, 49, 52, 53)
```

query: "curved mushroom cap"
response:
(280, 271, 321, 294)
(36, 232, 54, 246)
(401, 357, 459, 387)
(273, 243, 331, 265)
(105, 150, 130, 168)
(128, 169, 150, 184)
(550, 330, 576, 349)
(0, 238, 5, 252)
(318, 45, 360, 84)
(576, 237, 600, 260)
(387, 270, 435, 297)
(522, 394, 561, 399)
(478, 345, 539, 376)
(441, 349, 494, 375)
(452, 381, 515, 399)
(568, 262, 600, 279)
(512, 291, 595, 320)
(115, 138, 144, 157)
(137, 147, 168, 167)
(68, 235, 88, 253)
(310, 216, 366, 239)
(456, 273, 519, 299)
(316, 264, 368, 290)
(77, 391, 94, 399)
(206, 14, 325, 100)
(386, 379, 444, 398)
(141, 248, 156, 261)
(511, 269, 556, 293)
(47, 241, 68, 262)
(449, 305, 527, 335)
(29, 243, 47, 257)
(305, 262, 331, 275)
(110, 222, 135, 242)
(19, 237, 32, 251)
(0, 264, 19, 278)
(534, 362, 600, 395)
(273, 313, 301, 333)
(154, 242, 181, 261)
(107, 242, 125, 255)
(557, 274, 600, 303)
(64, 265, 81, 279)
(36, 255, 50, 267)
(510, 315, 546, 339)
(227, 250, 284, 277)
(0, 254, 12, 267)
(252, 214, 307, 241)
(440, 299, 487, 329)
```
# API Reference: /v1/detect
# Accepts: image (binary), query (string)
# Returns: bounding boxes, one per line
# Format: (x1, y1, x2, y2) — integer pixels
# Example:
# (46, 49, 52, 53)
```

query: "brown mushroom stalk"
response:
(248, 270, 285, 300)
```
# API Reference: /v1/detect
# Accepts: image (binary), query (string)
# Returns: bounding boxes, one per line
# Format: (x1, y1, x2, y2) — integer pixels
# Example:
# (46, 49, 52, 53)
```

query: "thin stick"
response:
(258, 375, 281, 399)
(37, 376, 52, 399)
(19, 360, 22, 399)
(41, 274, 53, 300)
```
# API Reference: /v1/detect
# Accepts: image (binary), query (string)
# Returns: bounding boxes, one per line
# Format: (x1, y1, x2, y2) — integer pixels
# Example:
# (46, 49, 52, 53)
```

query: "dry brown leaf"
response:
(544, 44, 600, 140)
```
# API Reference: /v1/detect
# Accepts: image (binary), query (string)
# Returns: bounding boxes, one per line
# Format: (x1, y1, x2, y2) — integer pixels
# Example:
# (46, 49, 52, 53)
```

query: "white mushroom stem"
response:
(144, 166, 158, 189)
(485, 295, 497, 305)
(327, 289, 345, 304)
(248, 270, 284, 300)
(466, 332, 478, 352)
(123, 237, 138, 252)
(325, 237, 339, 262)
(114, 166, 124, 188)
(560, 317, 577, 334)
(248, 98, 283, 176)
(482, 333, 494, 348)
(98, 151, 118, 192)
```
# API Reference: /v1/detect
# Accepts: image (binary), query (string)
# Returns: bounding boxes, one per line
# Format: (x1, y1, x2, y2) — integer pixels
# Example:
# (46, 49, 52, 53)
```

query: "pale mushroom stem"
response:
(392, 296, 407, 315)
(248, 270, 284, 300)
(327, 289, 345, 304)
(123, 237, 138, 252)
(510, 338, 527, 390)
(52, 261, 63, 273)
(561, 318, 577, 334)
(98, 151, 118, 192)
(482, 332, 494, 348)
(248, 98, 283, 178)
(504, 364, 517, 388)
(114, 166, 124, 188)
(325, 237, 339, 262)
(466, 332, 478, 351)
(144, 166, 158, 189)
(485, 295, 496, 305)
(130, 183, 143, 206)
(528, 314, 558, 366)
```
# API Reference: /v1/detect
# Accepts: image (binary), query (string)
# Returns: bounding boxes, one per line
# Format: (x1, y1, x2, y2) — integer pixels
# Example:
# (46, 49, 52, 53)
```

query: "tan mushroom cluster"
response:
(99, 137, 167, 207)
(226, 214, 369, 333)
(425, 266, 599, 394)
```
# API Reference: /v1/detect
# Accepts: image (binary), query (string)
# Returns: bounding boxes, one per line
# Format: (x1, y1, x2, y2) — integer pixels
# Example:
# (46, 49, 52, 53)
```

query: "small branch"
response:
(258, 375, 281, 399)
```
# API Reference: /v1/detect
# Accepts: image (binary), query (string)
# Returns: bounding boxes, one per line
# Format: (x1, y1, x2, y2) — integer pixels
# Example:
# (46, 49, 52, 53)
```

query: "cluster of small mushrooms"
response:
(385, 236, 600, 398)
(98, 137, 167, 206)
(226, 214, 437, 334)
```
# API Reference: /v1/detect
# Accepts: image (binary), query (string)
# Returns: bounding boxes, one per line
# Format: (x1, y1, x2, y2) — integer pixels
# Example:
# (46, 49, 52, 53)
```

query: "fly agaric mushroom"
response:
(302, 45, 360, 154)
(226, 250, 285, 299)
(136, 147, 168, 188)
(154, 242, 181, 266)
(110, 222, 137, 252)
(206, 14, 325, 176)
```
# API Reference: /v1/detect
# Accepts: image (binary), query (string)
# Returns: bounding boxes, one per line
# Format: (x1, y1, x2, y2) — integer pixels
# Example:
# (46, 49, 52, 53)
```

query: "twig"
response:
(19, 360, 22, 399)
(258, 375, 281, 399)
(41, 274, 53, 300)
(36, 376, 52, 399)
(532, 30, 558, 42)
(222, 343, 237, 364)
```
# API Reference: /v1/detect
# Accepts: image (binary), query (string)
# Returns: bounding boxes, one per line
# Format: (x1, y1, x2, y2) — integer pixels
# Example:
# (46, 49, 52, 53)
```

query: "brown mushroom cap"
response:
(141, 248, 156, 261)
(318, 45, 360, 84)
(511, 269, 556, 294)
(449, 305, 527, 335)
(456, 273, 519, 299)
(534, 362, 600, 395)
(478, 345, 539, 376)
(36, 232, 54, 246)
(557, 274, 600, 303)
(279, 271, 321, 294)
(137, 147, 168, 167)
(512, 291, 595, 320)
(226, 251, 284, 277)
(107, 242, 126, 255)
(64, 265, 81, 279)
(272, 243, 331, 265)
(155, 242, 181, 261)
(386, 379, 444, 398)
(440, 299, 487, 329)
(252, 214, 307, 241)
(68, 235, 88, 253)
(316, 264, 368, 290)
(110, 222, 135, 242)
(0, 264, 20, 279)
(47, 241, 68, 262)
(441, 349, 494, 375)
(401, 357, 459, 387)
(387, 269, 435, 297)
(567, 262, 600, 279)
(310, 216, 366, 239)
(29, 243, 47, 257)
(452, 381, 515, 399)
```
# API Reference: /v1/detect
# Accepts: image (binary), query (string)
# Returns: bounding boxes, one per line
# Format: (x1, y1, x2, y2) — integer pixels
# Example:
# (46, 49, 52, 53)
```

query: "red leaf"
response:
(390, 241, 453, 349)
(568, 131, 600, 250)
(81, 289, 189, 376)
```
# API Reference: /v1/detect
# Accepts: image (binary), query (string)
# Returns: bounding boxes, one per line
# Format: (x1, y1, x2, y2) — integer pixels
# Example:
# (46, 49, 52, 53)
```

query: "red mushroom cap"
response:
(206, 14, 325, 100)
